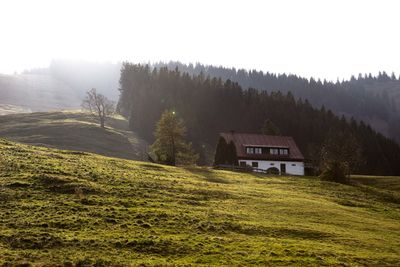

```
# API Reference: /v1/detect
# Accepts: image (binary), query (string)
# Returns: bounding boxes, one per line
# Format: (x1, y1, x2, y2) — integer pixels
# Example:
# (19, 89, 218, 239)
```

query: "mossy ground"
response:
(0, 139, 399, 266)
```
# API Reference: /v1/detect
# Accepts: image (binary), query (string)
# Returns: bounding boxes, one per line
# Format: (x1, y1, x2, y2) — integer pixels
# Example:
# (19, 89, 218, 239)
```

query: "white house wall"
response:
(238, 159, 304, 175)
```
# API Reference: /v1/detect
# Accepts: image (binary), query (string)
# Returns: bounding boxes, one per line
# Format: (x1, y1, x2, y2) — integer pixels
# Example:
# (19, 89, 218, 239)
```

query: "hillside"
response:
(0, 74, 81, 112)
(0, 61, 120, 114)
(0, 112, 148, 161)
(0, 140, 400, 266)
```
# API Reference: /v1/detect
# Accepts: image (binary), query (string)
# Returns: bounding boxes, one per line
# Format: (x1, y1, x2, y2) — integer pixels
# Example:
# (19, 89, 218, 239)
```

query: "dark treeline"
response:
(153, 62, 400, 143)
(118, 63, 400, 175)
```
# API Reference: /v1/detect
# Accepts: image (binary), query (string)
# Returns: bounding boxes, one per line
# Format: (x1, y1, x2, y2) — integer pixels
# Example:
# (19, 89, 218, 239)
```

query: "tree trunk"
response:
(100, 117, 105, 128)
(171, 134, 176, 166)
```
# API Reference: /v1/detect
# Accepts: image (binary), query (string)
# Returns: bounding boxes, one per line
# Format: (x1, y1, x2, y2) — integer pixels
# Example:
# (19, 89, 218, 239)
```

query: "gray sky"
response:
(1, 0, 399, 80)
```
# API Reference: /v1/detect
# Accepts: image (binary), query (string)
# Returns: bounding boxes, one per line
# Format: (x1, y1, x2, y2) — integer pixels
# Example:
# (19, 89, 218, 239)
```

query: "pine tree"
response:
(151, 110, 198, 166)
(214, 137, 228, 165)
(226, 141, 238, 166)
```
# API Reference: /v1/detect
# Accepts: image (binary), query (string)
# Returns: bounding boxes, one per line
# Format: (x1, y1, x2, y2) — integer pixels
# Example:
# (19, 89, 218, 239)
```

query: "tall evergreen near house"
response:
(214, 137, 228, 166)
(213, 138, 238, 166)
(226, 141, 238, 166)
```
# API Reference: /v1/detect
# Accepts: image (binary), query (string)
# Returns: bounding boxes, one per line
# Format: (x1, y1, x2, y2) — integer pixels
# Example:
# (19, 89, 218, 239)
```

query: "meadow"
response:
(0, 112, 147, 161)
(0, 139, 399, 266)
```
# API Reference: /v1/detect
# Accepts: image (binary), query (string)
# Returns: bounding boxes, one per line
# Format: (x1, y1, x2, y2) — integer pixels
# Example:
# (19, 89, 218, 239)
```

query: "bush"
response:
(319, 161, 348, 183)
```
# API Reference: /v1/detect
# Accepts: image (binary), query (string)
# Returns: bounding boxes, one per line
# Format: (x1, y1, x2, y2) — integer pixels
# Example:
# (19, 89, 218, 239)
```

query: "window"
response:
(292, 164, 296, 166)
(252, 162, 258, 168)
(270, 148, 279, 155)
(247, 147, 262, 154)
(240, 161, 247, 167)
(246, 147, 254, 154)
(277, 148, 289, 155)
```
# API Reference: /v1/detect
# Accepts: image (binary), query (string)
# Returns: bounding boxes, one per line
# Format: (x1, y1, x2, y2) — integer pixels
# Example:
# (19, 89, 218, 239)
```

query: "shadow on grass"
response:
(183, 167, 232, 184)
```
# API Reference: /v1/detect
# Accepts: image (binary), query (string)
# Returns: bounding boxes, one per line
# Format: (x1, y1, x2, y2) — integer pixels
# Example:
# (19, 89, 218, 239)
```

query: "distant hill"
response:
(0, 60, 121, 114)
(0, 112, 148, 160)
(24, 60, 121, 101)
(0, 139, 399, 265)
(0, 73, 81, 112)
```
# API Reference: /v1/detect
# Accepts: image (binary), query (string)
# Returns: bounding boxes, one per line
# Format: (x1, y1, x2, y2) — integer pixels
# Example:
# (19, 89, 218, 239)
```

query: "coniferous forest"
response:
(118, 63, 400, 175)
(153, 62, 400, 143)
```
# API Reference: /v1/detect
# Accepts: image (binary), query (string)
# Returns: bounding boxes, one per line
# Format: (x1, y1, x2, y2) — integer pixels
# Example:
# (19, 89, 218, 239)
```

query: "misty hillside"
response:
(0, 60, 120, 115)
(24, 60, 121, 100)
(0, 73, 81, 114)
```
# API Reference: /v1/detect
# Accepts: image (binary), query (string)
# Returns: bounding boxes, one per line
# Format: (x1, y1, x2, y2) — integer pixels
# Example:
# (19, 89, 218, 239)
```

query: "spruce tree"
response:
(214, 137, 228, 166)
(151, 110, 198, 166)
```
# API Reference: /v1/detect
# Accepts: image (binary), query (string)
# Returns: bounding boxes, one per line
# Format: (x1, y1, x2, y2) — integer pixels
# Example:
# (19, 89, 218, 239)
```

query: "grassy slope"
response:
(0, 112, 147, 161)
(352, 175, 400, 192)
(0, 140, 399, 266)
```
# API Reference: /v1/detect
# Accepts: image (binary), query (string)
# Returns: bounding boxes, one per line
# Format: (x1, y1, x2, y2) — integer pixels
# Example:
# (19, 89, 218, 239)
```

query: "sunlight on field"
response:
(0, 139, 399, 266)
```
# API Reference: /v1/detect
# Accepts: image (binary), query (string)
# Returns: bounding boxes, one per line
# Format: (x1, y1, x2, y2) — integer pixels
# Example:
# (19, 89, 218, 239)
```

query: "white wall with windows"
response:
(238, 159, 304, 176)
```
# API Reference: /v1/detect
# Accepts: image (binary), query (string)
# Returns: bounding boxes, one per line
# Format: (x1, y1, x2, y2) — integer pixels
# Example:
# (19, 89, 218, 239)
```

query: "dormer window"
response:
(279, 148, 289, 155)
(246, 147, 254, 154)
(270, 148, 279, 155)
(246, 147, 263, 154)
(246, 146, 289, 156)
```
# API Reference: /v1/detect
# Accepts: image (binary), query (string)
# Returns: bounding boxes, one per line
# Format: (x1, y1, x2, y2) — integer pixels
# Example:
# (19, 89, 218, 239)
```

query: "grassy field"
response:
(0, 140, 400, 266)
(352, 175, 400, 192)
(0, 112, 148, 161)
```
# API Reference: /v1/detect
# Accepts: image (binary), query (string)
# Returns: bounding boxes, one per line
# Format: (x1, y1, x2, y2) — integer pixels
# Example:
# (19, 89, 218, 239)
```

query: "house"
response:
(216, 132, 305, 175)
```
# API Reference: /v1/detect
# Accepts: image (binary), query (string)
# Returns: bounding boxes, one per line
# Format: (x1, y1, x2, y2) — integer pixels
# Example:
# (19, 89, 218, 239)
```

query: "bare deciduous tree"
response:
(319, 131, 363, 183)
(81, 88, 115, 128)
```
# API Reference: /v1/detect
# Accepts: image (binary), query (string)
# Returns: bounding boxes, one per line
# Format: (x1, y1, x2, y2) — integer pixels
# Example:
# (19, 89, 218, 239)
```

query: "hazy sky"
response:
(1, 0, 399, 80)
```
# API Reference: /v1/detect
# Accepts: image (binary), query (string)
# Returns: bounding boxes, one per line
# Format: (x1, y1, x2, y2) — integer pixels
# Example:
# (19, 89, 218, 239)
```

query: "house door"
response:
(280, 163, 286, 174)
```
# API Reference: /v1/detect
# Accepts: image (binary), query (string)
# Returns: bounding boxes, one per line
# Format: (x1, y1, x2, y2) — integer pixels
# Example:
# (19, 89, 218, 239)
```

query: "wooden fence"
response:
(213, 164, 280, 175)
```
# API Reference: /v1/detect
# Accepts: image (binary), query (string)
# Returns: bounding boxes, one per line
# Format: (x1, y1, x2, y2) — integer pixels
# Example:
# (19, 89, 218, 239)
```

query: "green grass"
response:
(352, 175, 400, 192)
(0, 111, 148, 161)
(0, 139, 400, 266)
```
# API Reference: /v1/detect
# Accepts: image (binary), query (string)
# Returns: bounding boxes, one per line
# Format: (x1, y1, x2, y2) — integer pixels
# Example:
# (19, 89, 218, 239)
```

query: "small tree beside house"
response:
(81, 88, 115, 128)
(151, 110, 198, 166)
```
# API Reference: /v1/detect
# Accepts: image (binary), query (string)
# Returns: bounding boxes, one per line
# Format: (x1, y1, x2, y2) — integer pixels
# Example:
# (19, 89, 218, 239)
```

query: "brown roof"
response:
(220, 132, 304, 161)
